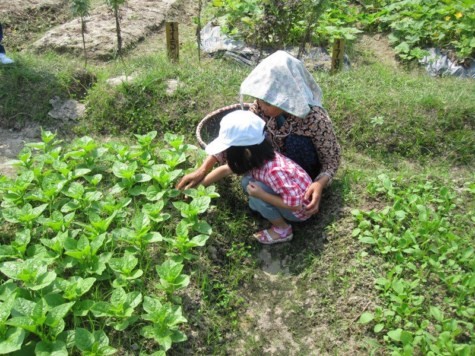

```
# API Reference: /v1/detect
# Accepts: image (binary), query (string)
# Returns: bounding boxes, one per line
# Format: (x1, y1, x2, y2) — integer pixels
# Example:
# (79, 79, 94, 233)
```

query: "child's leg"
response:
(241, 175, 301, 224)
(241, 175, 287, 223)
(241, 176, 297, 244)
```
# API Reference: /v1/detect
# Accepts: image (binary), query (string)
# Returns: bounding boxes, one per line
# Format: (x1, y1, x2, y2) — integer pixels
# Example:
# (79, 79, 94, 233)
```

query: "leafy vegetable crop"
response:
(359, 0, 475, 61)
(0, 131, 219, 354)
(353, 174, 474, 354)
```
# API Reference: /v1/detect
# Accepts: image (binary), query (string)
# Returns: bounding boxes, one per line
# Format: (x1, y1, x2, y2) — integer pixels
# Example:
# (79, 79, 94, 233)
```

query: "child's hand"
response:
(246, 182, 263, 197)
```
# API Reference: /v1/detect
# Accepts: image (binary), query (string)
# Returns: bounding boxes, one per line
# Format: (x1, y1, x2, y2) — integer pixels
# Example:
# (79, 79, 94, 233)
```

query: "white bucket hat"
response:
(205, 110, 265, 155)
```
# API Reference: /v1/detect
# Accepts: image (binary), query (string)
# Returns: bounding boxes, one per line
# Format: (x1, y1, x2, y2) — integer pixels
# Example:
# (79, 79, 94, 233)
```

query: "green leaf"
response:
(387, 328, 402, 341)
(191, 197, 211, 214)
(91, 302, 111, 317)
(112, 161, 137, 179)
(13, 297, 36, 316)
(144, 232, 163, 243)
(358, 235, 376, 244)
(46, 302, 75, 326)
(190, 234, 209, 247)
(30, 270, 57, 290)
(7, 316, 36, 333)
(110, 287, 127, 306)
(176, 220, 189, 237)
(374, 323, 384, 333)
(0, 327, 26, 354)
(358, 312, 374, 324)
(72, 300, 94, 317)
(400, 330, 413, 345)
(108, 252, 138, 274)
(41, 130, 57, 144)
(429, 306, 444, 322)
(193, 220, 212, 235)
(63, 182, 85, 199)
(391, 279, 405, 294)
(75, 328, 94, 351)
(135, 173, 152, 183)
(144, 185, 166, 201)
(0, 294, 16, 323)
(113, 316, 139, 331)
(394, 210, 406, 220)
(73, 168, 92, 179)
(35, 340, 68, 356)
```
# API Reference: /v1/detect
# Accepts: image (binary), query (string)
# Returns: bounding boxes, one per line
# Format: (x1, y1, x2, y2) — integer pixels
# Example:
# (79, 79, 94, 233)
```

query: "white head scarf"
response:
(240, 50, 323, 118)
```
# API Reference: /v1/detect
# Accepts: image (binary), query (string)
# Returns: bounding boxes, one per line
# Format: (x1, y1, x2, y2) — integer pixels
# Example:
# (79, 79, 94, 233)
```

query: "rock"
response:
(166, 79, 181, 96)
(106, 74, 137, 87)
(207, 245, 218, 260)
(23, 124, 42, 139)
(48, 96, 86, 122)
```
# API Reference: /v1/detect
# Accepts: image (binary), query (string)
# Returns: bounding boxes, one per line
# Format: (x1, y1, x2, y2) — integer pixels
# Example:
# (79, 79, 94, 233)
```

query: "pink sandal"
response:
(253, 225, 293, 245)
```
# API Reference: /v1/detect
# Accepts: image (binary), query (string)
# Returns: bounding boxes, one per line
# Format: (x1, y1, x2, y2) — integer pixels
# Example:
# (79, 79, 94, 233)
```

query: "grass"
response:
(0, 7, 474, 355)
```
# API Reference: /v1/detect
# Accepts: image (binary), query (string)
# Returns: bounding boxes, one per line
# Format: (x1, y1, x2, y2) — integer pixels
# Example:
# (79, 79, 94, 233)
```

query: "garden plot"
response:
(32, 0, 181, 60)
(0, 0, 66, 15)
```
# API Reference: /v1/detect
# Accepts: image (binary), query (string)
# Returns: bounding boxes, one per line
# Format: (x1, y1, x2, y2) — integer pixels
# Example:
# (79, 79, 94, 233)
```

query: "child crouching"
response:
(202, 110, 312, 245)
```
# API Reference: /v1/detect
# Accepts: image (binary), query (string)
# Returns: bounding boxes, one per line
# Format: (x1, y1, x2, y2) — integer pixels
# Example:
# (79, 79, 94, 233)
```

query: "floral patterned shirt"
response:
(249, 101, 341, 183)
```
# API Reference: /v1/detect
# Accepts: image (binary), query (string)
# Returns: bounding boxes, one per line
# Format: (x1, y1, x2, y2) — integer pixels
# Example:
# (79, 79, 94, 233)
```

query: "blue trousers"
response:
(0, 24, 5, 54)
(241, 175, 302, 222)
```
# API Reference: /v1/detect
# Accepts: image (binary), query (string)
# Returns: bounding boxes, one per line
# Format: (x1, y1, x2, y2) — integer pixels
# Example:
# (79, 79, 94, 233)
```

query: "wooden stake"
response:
(166, 22, 179, 62)
(331, 38, 345, 73)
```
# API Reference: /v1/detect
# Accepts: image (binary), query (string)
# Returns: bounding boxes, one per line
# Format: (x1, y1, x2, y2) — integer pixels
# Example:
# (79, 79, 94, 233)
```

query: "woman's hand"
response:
(304, 178, 328, 216)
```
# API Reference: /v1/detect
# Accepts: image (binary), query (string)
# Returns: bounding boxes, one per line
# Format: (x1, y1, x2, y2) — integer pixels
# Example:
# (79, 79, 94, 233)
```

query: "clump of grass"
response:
(0, 52, 93, 129)
(82, 53, 248, 136)
(319, 64, 475, 165)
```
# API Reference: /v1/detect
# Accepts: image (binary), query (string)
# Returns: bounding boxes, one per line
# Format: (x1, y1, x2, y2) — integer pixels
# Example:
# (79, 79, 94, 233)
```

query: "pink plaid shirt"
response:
(250, 152, 312, 220)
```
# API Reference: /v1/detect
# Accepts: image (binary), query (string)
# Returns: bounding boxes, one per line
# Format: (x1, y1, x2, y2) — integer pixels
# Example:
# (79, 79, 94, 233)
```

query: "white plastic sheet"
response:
(420, 48, 475, 78)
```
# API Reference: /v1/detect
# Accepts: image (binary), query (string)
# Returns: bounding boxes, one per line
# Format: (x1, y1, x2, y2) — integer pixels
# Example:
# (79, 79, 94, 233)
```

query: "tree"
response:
(71, 0, 91, 66)
(105, 0, 126, 57)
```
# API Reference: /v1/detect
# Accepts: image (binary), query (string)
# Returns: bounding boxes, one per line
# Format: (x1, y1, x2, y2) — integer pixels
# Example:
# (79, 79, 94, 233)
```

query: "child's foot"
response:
(0, 53, 14, 64)
(253, 225, 293, 245)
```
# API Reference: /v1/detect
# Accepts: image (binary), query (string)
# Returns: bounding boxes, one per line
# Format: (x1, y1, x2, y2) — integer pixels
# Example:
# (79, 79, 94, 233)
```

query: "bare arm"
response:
(202, 164, 233, 187)
(247, 182, 301, 211)
(176, 155, 218, 190)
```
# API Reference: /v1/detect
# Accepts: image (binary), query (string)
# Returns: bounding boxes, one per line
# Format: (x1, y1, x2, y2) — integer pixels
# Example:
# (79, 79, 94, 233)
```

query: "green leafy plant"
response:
(353, 174, 475, 354)
(364, 0, 475, 61)
(140, 296, 187, 352)
(91, 287, 142, 331)
(0, 131, 216, 354)
(210, 0, 361, 51)
(74, 328, 117, 355)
